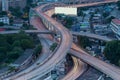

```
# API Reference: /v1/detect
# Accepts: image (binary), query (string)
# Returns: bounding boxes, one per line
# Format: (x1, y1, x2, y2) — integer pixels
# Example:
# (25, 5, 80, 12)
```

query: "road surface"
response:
(4, 3, 72, 80)
(71, 31, 113, 41)
(61, 56, 86, 80)
(0, 30, 51, 34)
(4, 0, 120, 80)
(70, 44, 120, 80)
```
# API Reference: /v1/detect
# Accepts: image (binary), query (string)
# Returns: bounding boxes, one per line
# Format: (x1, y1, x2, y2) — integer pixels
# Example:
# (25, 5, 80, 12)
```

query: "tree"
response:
(0, 52, 6, 62)
(104, 40, 120, 66)
(6, 47, 23, 63)
(6, 34, 15, 44)
(77, 7, 86, 17)
(0, 11, 7, 16)
(0, 32, 36, 64)
(12, 40, 21, 48)
(9, 17, 14, 25)
(52, 14, 57, 18)
(12, 31, 33, 42)
(33, 44, 42, 56)
(0, 35, 11, 51)
(10, 7, 23, 17)
(103, 12, 110, 18)
(78, 10, 84, 16)
(106, 16, 115, 23)
(23, 6, 30, 13)
(50, 43, 57, 51)
(12, 47, 23, 55)
(0, 47, 7, 54)
(27, 0, 33, 6)
(22, 23, 29, 29)
(21, 39, 34, 50)
(7, 51, 20, 60)
(77, 36, 90, 48)
(0, 22, 4, 26)
(64, 16, 75, 29)
(117, 1, 120, 10)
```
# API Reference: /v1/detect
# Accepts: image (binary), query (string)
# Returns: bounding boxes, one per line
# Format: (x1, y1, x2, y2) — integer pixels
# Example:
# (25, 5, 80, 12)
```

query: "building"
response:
(55, 7, 77, 16)
(2, 0, 8, 11)
(110, 19, 120, 40)
(0, 0, 27, 11)
(13, 19, 24, 27)
(92, 13, 102, 24)
(9, 0, 27, 9)
(0, 16, 9, 24)
(71, 22, 90, 32)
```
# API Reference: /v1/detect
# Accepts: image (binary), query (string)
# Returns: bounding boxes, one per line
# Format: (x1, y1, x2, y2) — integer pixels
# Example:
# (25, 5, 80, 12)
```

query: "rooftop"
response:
(112, 19, 120, 25)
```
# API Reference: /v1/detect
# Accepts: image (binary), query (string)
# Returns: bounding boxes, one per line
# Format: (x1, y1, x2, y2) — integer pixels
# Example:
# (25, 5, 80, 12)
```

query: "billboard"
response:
(55, 7, 77, 16)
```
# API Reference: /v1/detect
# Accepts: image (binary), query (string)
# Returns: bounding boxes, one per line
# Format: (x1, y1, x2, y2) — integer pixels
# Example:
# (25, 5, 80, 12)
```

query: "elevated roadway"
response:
(71, 31, 113, 42)
(70, 44, 120, 80)
(29, 17, 85, 80)
(61, 56, 86, 80)
(40, 1, 120, 80)
(44, 0, 118, 17)
(0, 30, 52, 34)
(4, 0, 120, 80)
(4, 3, 72, 80)
(66, 0, 118, 8)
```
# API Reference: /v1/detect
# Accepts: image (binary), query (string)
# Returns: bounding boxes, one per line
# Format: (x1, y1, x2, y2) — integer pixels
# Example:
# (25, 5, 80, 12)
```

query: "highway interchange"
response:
(2, 0, 120, 80)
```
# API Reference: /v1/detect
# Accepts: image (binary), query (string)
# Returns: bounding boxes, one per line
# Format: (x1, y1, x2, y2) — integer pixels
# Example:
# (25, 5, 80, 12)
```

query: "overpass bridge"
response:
(0, 30, 113, 42)
(33, 1, 120, 80)
(71, 31, 113, 42)
(4, 0, 120, 80)
(0, 30, 52, 34)
(71, 44, 120, 80)
(4, 3, 73, 80)
(67, 0, 118, 8)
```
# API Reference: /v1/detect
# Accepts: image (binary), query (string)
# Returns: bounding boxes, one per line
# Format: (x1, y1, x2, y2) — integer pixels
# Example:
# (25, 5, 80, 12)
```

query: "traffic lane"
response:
(30, 17, 53, 41)
(70, 44, 120, 80)
(62, 56, 86, 80)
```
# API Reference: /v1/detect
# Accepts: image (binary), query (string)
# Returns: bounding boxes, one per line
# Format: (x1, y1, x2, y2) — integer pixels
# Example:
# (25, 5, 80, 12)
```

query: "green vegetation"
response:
(33, 44, 42, 57)
(63, 16, 75, 29)
(104, 40, 120, 66)
(77, 10, 85, 16)
(0, 31, 35, 64)
(52, 14, 62, 19)
(52, 14, 77, 29)
(102, 12, 110, 18)
(50, 43, 58, 51)
(117, 1, 120, 10)
(9, 0, 35, 21)
(0, 11, 7, 17)
(77, 36, 90, 48)
(0, 22, 4, 26)
(22, 0, 37, 20)
(77, 7, 87, 16)
(9, 7, 23, 17)
(106, 16, 115, 23)
(52, 14, 76, 29)
(21, 23, 36, 30)
(8, 66, 16, 72)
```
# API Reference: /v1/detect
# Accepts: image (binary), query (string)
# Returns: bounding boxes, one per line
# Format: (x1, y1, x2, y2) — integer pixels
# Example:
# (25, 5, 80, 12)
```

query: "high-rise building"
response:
(2, 0, 8, 11)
